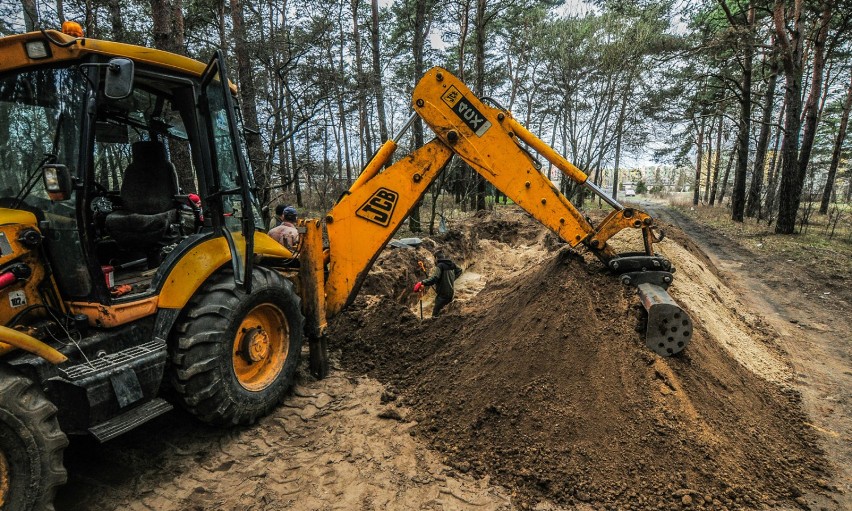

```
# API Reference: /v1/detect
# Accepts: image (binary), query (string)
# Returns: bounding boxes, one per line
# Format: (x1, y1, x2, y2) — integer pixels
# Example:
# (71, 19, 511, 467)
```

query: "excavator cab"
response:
(0, 30, 304, 510)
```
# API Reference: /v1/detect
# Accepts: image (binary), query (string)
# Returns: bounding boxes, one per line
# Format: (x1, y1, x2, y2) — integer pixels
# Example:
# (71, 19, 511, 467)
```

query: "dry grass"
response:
(666, 195, 852, 280)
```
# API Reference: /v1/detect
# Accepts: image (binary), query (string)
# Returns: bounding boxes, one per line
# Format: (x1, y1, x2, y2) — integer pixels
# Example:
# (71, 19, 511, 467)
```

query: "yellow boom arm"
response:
(309, 66, 690, 361)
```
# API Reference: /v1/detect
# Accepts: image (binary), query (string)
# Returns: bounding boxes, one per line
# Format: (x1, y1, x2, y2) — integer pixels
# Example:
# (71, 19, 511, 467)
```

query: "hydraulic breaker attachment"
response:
(636, 283, 693, 357)
(608, 255, 691, 356)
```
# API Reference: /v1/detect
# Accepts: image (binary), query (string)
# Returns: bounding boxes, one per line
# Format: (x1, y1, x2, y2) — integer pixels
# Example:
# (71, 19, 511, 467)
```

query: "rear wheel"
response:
(170, 268, 304, 425)
(0, 366, 67, 511)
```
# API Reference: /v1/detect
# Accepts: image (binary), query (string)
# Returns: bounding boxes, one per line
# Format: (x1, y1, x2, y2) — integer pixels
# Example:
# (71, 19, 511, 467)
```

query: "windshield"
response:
(0, 66, 85, 206)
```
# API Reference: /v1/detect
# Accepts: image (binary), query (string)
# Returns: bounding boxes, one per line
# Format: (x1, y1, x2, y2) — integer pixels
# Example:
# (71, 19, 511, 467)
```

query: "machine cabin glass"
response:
(0, 65, 91, 297)
(200, 52, 255, 292)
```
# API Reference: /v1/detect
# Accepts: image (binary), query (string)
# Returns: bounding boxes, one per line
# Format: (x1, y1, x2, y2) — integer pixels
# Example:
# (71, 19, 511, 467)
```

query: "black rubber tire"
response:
(169, 267, 304, 425)
(0, 366, 68, 511)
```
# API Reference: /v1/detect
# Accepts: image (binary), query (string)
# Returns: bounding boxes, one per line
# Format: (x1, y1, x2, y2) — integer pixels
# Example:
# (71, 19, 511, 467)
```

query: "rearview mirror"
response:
(42, 164, 72, 201)
(104, 58, 134, 99)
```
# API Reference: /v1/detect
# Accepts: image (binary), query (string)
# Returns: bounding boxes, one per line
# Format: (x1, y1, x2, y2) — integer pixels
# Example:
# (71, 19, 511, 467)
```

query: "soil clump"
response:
(330, 210, 827, 510)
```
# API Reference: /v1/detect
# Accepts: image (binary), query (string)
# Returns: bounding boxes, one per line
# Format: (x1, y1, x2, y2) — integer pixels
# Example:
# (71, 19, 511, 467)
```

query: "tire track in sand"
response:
(57, 365, 515, 511)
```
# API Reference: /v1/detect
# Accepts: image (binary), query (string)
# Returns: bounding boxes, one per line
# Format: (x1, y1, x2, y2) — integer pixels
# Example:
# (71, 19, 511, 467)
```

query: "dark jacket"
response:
(422, 258, 463, 298)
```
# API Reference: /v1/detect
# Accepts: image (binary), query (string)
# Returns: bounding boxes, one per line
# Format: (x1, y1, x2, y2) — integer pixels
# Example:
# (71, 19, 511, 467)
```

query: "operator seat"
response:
(104, 140, 180, 254)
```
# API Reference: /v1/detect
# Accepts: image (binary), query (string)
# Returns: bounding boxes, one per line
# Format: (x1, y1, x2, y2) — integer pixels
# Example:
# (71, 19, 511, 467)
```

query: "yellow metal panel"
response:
(158, 232, 292, 309)
(324, 140, 454, 317)
(350, 139, 397, 193)
(0, 211, 51, 327)
(0, 208, 38, 226)
(0, 31, 236, 91)
(412, 67, 595, 247)
(68, 296, 158, 328)
(298, 220, 327, 337)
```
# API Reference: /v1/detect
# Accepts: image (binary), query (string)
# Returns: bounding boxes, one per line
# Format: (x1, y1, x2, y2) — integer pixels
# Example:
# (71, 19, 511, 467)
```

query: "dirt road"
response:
(638, 198, 851, 510)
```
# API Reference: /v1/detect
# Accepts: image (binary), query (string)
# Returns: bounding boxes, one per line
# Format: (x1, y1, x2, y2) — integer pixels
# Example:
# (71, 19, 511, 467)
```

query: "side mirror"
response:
(104, 58, 134, 99)
(42, 164, 72, 201)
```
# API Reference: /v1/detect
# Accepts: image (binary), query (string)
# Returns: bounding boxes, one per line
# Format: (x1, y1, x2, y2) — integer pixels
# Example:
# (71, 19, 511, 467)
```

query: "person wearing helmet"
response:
(269, 205, 300, 250)
(413, 251, 463, 317)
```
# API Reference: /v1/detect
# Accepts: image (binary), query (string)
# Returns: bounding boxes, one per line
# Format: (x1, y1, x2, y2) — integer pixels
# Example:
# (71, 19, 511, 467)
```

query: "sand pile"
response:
(329, 212, 826, 510)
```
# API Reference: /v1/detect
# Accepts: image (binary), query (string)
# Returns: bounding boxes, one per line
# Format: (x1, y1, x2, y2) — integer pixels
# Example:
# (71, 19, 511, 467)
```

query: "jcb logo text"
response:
(356, 188, 399, 227)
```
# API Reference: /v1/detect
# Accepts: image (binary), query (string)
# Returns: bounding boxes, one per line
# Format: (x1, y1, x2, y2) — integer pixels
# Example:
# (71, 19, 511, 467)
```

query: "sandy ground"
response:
(54, 205, 847, 510)
(639, 198, 850, 510)
(57, 370, 514, 511)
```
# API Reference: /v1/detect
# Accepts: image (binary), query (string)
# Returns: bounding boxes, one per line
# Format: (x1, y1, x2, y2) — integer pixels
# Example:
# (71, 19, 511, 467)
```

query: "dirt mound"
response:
(359, 244, 435, 307)
(329, 214, 827, 510)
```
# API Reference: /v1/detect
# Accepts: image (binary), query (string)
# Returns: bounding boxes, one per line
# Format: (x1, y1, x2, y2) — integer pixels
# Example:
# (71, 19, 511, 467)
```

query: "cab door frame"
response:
(198, 51, 255, 292)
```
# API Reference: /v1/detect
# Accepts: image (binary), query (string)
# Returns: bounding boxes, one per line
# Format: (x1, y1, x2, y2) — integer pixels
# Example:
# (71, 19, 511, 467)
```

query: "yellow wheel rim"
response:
(232, 303, 289, 392)
(0, 448, 9, 508)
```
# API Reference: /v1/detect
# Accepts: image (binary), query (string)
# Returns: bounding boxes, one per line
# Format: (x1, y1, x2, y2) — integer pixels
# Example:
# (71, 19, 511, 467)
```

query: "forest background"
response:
(3, 0, 851, 236)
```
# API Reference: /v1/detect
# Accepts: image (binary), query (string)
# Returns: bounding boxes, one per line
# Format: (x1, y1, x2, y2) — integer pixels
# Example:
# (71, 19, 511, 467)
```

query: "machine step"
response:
(88, 398, 173, 442)
(60, 339, 165, 381)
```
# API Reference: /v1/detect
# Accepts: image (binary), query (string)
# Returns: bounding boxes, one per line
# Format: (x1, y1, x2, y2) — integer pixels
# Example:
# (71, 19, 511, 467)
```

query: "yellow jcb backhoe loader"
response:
(0, 26, 690, 510)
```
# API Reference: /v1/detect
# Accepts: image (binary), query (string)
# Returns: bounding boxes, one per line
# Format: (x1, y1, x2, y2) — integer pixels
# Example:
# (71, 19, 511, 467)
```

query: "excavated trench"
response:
(329, 208, 828, 510)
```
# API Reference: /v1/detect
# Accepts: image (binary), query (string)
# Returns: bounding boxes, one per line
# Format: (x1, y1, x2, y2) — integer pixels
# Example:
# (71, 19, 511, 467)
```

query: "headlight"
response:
(25, 40, 50, 60)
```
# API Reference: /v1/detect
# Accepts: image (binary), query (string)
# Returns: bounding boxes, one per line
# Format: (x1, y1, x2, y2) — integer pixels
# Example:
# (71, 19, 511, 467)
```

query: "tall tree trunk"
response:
(693, 116, 706, 206)
(703, 117, 714, 203)
(150, 0, 193, 192)
(106, 0, 125, 42)
(150, 0, 185, 55)
(370, 0, 389, 145)
(338, 19, 353, 184)
(408, 0, 429, 231)
(84, 0, 95, 37)
(773, 0, 805, 234)
(351, 0, 373, 159)
(718, 144, 736, 204)
(473, 0, 487, 211)
(731, 5, 754, 222)
(819, 72, 852, 214)
(746, 59, 778, 218)
(22, 0, 38, 31)
(285, 82, 302, 207)
(795, 1, 833, 199)
(611, 94, 627, 200)
(230, 0, 266, 203)
(763, 100, 786, 221)
(709, 112, 724, 206)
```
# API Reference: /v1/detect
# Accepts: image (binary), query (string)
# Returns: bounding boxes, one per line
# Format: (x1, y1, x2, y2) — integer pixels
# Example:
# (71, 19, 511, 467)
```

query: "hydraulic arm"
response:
(315, 66, 692, 358)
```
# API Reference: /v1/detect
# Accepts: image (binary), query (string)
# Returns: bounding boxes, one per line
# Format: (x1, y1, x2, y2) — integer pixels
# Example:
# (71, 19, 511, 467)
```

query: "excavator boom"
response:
(315, 67, 692, 358)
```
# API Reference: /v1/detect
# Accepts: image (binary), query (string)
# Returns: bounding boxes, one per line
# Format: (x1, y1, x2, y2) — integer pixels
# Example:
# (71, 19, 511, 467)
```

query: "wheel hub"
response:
(0, 448, 9, 507)
(241, 327, 271, 363)
(232, 303, 289, 392)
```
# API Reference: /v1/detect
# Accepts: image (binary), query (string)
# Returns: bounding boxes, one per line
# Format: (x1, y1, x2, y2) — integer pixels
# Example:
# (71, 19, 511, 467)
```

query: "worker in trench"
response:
(414, 251, 463, 317)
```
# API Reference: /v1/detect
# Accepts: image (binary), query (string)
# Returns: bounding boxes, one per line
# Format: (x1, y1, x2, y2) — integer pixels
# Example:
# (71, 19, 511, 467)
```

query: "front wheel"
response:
(0, 366, 67, 511)
(169, 268, 304, 425)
